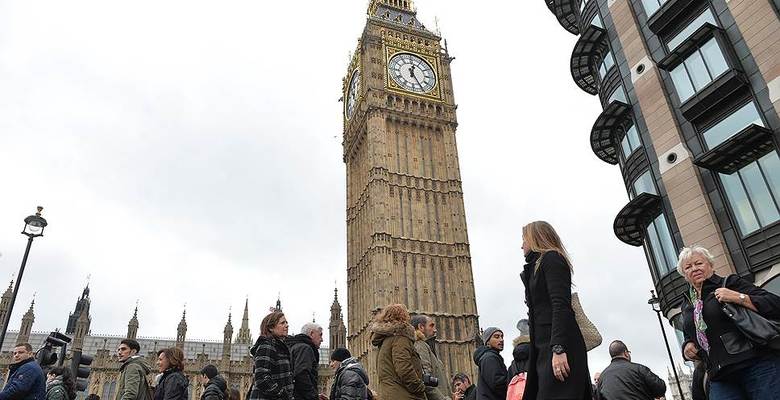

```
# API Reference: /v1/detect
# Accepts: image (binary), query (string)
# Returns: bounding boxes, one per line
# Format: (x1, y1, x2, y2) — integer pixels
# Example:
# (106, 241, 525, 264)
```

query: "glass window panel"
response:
(684, 52, 711, 92)
(609, 86, 627, 103)
(626, 124, 641, 150)
(633, 170, 657, 196)
(642, 0, 663, 16)
(671, 64, 696, 102)
(667, 9, 717, 51)
(592, 14, 604, 28)
(702, 102, 764, 148)
(721, 171, 761, 235)
(621, 135, 633, 159)
(758, 152, 780, 199)
(602, 51, 615, 73)
(741, 162, 780, 226)
(700, 39, 729, 79)
(655, 214, 679, 271)
(646, 220, 669, 275)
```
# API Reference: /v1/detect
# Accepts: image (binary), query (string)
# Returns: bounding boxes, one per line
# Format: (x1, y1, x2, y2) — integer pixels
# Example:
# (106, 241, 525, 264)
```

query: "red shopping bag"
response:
(506, 373, 526, 400)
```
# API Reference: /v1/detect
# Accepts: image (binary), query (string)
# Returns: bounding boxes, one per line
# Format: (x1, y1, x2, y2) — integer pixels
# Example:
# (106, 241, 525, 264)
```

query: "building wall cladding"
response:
(560, 0, 780, 315)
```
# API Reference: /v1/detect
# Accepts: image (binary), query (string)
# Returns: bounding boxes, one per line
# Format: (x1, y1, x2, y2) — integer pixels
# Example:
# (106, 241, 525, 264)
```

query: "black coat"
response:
(154, 369, 188, 400)
(473, 346, 507, 400)
(521, 251, 590, 400)
(595, 358, 665, 400)
(507, 343, 530, 381)
(680, 274, 780, 381)
(287, 334, 320, 400)
(462, 385, 476, 400)
(249, 336, 294, 400)
(201, 375, 227, 400)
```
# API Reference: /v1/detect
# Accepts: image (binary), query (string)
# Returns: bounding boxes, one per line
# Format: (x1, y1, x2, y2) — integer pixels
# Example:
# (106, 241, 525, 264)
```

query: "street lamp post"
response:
(649, 290, 686, 400)
(0, 207, 48, 350)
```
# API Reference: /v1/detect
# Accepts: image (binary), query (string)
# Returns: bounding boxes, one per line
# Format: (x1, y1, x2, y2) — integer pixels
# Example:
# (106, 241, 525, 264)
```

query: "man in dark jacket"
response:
(199, 365, 227, 400)
(327, 348, 369, 400)
(0, 343, 46, 400)
(596, 341, 666, 400)
(451, 373, 476, 400)
(287, 323, 323, 400)
(473, 327, 507, 400)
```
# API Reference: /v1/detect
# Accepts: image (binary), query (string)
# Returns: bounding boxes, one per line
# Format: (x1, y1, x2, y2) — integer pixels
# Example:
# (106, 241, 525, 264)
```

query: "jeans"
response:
(710, 357, 780, 400)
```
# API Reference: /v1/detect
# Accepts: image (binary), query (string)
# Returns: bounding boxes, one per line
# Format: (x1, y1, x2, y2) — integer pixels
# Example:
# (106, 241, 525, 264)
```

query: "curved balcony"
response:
(590, 100, 632, 165)
(613, 192, 663, 246)
(570, 25, 608, 95)
(545, 0, 581, 35)
(579, 0, 600, 33)
(598, 66, 623, 107)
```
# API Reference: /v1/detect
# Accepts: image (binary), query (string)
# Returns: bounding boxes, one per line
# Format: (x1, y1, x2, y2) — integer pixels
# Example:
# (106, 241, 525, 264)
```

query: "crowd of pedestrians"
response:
(2, 221, 780, 400)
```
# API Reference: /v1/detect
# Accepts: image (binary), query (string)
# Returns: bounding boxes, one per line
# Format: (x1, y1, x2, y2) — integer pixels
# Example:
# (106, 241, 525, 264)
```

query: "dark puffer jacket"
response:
(0, 358, 46, 400)
(201, 375, 227, 400)
(596, 358, 665, 400)
(507, 342, 530, 381)
(473, 346, 508, 400)
(153, 369, 188, 400)
(286, 334, 320, 400)
(249, 336, 294, 400)
(328, 358, 369, 400)
(45, 380, 73, 400)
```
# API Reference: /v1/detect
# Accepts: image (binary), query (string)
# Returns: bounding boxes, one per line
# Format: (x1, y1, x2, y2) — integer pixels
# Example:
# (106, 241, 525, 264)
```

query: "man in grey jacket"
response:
(596, 341, 666, 400)
(326, 348, 369, 400)
(411, 315, 450, 400)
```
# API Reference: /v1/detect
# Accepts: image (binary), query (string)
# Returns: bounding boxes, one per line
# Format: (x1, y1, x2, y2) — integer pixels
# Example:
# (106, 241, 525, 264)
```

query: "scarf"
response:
(689, 286, 710, 353)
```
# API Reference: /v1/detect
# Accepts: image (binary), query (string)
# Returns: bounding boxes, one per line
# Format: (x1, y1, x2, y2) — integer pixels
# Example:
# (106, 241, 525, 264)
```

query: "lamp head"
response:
(22, 207, 48, 238)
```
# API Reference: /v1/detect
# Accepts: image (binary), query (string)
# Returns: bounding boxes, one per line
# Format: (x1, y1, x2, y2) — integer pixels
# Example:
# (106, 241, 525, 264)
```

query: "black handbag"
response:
(720, 275, 780, 350)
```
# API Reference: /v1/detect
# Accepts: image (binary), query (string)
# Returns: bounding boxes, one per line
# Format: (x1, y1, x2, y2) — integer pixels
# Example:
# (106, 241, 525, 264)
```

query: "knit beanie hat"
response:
(330, 348, 352, 362)
(481, 327, 503, 345)
(201, 365, 218, 379)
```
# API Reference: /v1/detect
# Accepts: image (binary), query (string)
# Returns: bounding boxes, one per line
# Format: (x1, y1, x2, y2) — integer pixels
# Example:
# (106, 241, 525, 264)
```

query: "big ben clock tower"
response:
(342, 0, 480, 384)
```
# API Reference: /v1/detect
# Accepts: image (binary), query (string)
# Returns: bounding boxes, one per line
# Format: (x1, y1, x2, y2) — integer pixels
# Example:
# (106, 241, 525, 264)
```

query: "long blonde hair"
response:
(522, 221, 573, 272)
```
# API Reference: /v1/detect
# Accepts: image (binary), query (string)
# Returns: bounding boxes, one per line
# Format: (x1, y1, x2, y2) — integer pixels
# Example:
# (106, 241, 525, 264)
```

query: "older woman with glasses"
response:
(678, 245, 780, 400)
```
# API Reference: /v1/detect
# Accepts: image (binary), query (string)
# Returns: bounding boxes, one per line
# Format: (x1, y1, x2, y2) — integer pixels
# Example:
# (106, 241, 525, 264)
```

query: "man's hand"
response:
(683, 342, 700, 361)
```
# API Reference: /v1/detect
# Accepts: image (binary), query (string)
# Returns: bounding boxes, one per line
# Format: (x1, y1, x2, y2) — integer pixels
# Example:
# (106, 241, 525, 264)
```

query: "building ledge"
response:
(590, 100, 632, 165)
(694, 124, 775, 174)
(647, 0, 702, 35)
(680, 69, 749, 121)
(570, 25, 608, 95)
(613, 192, 663, 246)
(546, 0, 582, 35)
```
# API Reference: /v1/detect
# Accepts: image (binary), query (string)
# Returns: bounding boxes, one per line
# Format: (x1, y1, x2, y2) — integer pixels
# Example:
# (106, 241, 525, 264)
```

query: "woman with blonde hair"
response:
(369, 304, 426, 400)
(520, 221, 591, 400)
(677, 245, 780, 400)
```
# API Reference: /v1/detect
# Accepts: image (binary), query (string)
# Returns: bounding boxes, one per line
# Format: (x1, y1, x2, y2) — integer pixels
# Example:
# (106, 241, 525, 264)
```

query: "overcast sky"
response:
(0, 0, 689, 385)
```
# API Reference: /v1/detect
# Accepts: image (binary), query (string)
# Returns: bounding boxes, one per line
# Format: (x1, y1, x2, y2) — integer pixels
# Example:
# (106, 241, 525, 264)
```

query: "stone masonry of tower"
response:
(342, 0, 480, 385)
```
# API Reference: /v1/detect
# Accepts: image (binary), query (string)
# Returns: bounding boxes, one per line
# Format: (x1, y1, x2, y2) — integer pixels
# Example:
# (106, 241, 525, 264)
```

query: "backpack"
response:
(506, 373, 526, 400)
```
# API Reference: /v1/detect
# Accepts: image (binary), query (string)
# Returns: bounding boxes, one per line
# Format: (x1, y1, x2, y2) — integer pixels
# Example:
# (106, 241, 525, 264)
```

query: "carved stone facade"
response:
(342, 0, 480, 384)
(1, 287, 339, 398)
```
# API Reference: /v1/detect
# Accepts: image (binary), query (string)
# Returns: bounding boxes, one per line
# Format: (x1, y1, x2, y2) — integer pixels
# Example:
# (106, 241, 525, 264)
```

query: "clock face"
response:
(388, 53, 437, 94)
(345, 70, 360, 120)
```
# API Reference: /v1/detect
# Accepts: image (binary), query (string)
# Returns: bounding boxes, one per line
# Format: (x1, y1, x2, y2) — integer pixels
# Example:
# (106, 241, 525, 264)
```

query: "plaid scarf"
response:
(689, 286, 710, 353)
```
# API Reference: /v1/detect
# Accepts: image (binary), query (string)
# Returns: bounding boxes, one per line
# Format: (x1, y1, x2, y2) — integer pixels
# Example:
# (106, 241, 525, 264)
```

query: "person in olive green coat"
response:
(370, 304, 426, 400)
(115, 339, 153, 400)
(46, 367, 76, 400)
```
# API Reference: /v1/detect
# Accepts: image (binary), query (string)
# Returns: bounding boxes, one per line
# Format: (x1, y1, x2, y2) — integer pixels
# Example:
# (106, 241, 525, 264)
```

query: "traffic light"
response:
(36, 331, 72, 369)
(71, 351, 93, 392)
(35, 344, 58, 368)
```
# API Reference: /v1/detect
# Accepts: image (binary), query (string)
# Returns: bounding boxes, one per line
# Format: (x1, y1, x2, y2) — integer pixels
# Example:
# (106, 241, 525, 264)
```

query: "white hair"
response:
(301, 323, 322, 336)
(676, 245, 716, 276)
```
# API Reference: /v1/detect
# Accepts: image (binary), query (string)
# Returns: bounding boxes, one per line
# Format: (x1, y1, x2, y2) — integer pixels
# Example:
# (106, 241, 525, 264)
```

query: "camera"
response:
(422, 373, 439, 387)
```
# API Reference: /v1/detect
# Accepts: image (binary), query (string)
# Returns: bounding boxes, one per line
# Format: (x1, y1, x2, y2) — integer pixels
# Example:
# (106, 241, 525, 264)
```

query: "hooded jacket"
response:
(473, 346, 507, 400)
(0, 358, 46, 400)
(412, 331, 450, 400)
(153, 368, 188, 400)
(370, 320, 426, 400)
(286, 334, 320, 400)
(249, 336, 294, 400)
(201, 375, 227, 400)
(328, 358, 369, 400)
(116, 356, 153, 400)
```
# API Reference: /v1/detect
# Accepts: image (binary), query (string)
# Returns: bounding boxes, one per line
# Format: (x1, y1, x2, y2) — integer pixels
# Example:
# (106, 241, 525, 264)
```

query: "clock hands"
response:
(409, 65, 423, 87)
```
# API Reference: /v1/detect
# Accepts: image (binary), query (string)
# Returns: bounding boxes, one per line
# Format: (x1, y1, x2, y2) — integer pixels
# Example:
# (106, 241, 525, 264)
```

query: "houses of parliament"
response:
(0, 283, 347, 399)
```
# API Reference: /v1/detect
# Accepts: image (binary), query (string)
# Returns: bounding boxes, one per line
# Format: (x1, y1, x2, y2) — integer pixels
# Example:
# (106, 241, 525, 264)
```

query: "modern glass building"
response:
(543, 0, 780, 332)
